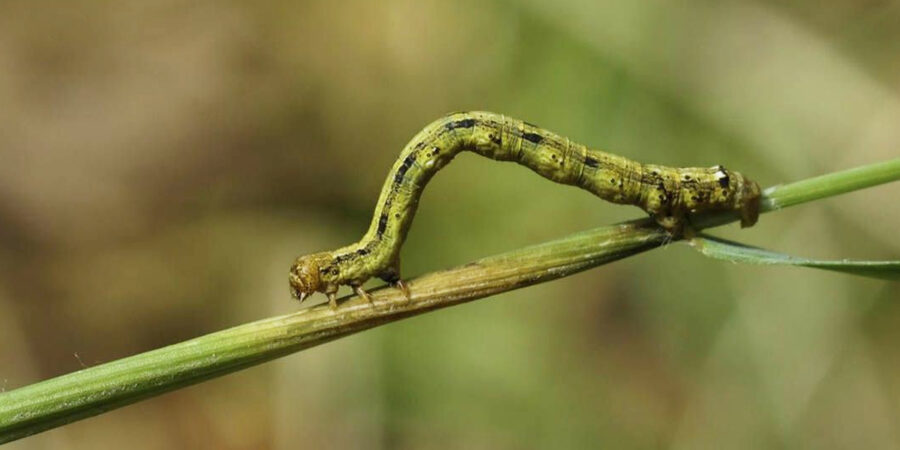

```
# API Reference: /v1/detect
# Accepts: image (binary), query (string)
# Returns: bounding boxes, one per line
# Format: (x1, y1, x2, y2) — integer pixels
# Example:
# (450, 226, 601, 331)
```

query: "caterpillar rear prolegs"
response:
(290, 112, 761, 307)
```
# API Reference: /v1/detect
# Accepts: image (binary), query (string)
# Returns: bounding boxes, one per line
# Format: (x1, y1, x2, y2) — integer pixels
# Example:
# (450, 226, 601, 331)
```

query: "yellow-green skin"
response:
(290, 111, 760, 300)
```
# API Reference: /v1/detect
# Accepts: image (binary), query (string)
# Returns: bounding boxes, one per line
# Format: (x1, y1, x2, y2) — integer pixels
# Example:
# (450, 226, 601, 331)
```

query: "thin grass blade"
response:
(688, 234, 900, 281)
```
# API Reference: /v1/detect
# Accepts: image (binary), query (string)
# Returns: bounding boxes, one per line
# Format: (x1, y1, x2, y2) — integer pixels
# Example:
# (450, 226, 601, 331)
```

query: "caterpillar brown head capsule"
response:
(290, 111, 761, 307)
(289, 252, 327, 302)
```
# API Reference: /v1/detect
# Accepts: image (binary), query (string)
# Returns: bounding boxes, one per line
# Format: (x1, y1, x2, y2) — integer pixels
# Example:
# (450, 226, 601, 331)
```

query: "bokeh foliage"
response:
(1, 0, 898, 448)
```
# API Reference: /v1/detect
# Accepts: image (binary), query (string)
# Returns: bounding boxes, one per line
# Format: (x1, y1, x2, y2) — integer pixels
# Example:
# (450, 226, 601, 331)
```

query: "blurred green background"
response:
(2, 0, 899, 448)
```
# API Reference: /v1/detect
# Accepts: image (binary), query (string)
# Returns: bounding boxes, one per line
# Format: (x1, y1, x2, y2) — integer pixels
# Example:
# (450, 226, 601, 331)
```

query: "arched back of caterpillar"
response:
(290, 111, 761, 307)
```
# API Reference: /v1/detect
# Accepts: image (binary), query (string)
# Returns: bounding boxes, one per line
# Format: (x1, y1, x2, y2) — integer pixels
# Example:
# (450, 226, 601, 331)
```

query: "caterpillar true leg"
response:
(393, 279, 412, 302)
(324, 283, 339, 309)
(352, 285, 374, 306)
(290, 112, 761, 305)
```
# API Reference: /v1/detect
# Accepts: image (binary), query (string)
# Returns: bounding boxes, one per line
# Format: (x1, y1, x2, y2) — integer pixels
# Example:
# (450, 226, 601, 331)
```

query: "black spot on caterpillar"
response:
(376, 213, 388, 236)
(522, 132, 543, 144)
(445, 118, 477, 131)
(290, 111, 761, 306)
(393, 154, 417, 186)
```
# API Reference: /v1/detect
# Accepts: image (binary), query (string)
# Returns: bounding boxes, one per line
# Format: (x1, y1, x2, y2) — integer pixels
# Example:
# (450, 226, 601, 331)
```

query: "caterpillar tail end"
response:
(738, 177, 762, 228)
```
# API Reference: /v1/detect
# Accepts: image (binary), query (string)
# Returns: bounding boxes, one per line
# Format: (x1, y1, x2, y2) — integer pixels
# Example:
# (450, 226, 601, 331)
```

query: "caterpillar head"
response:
(289, 252, 332, 302)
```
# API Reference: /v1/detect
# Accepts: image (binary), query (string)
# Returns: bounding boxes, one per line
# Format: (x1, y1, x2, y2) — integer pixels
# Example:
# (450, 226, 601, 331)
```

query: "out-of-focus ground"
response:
(1, 0, 899, 448)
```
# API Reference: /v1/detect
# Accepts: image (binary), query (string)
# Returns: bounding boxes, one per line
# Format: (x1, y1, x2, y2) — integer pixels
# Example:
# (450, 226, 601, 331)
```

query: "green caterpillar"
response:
(290, 111, 760, 307)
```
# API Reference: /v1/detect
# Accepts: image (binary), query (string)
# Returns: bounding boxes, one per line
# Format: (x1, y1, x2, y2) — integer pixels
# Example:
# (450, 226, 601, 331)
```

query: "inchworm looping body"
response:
(290, 112, 760, 307)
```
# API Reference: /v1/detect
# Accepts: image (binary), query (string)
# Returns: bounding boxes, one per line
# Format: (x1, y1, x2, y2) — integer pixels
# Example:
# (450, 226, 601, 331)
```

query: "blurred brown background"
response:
(2, 0, 900, 448)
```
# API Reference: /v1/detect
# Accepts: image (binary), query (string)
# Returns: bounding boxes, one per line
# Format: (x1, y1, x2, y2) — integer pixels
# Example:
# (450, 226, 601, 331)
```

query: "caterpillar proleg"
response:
(290, 112, 760, 307)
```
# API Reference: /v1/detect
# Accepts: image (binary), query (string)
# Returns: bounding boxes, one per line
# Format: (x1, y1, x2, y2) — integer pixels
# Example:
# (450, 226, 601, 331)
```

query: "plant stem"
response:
(0, 221, 666, 444)
(761, 158, 900, 211)
(1, 158, 898, 444)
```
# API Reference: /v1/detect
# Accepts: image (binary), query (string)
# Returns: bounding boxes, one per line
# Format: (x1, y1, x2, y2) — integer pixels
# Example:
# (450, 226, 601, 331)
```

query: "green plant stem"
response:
(1, 158, 898, 444)
(761, 158, 900, 211)
(0, 221, 667, 444)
